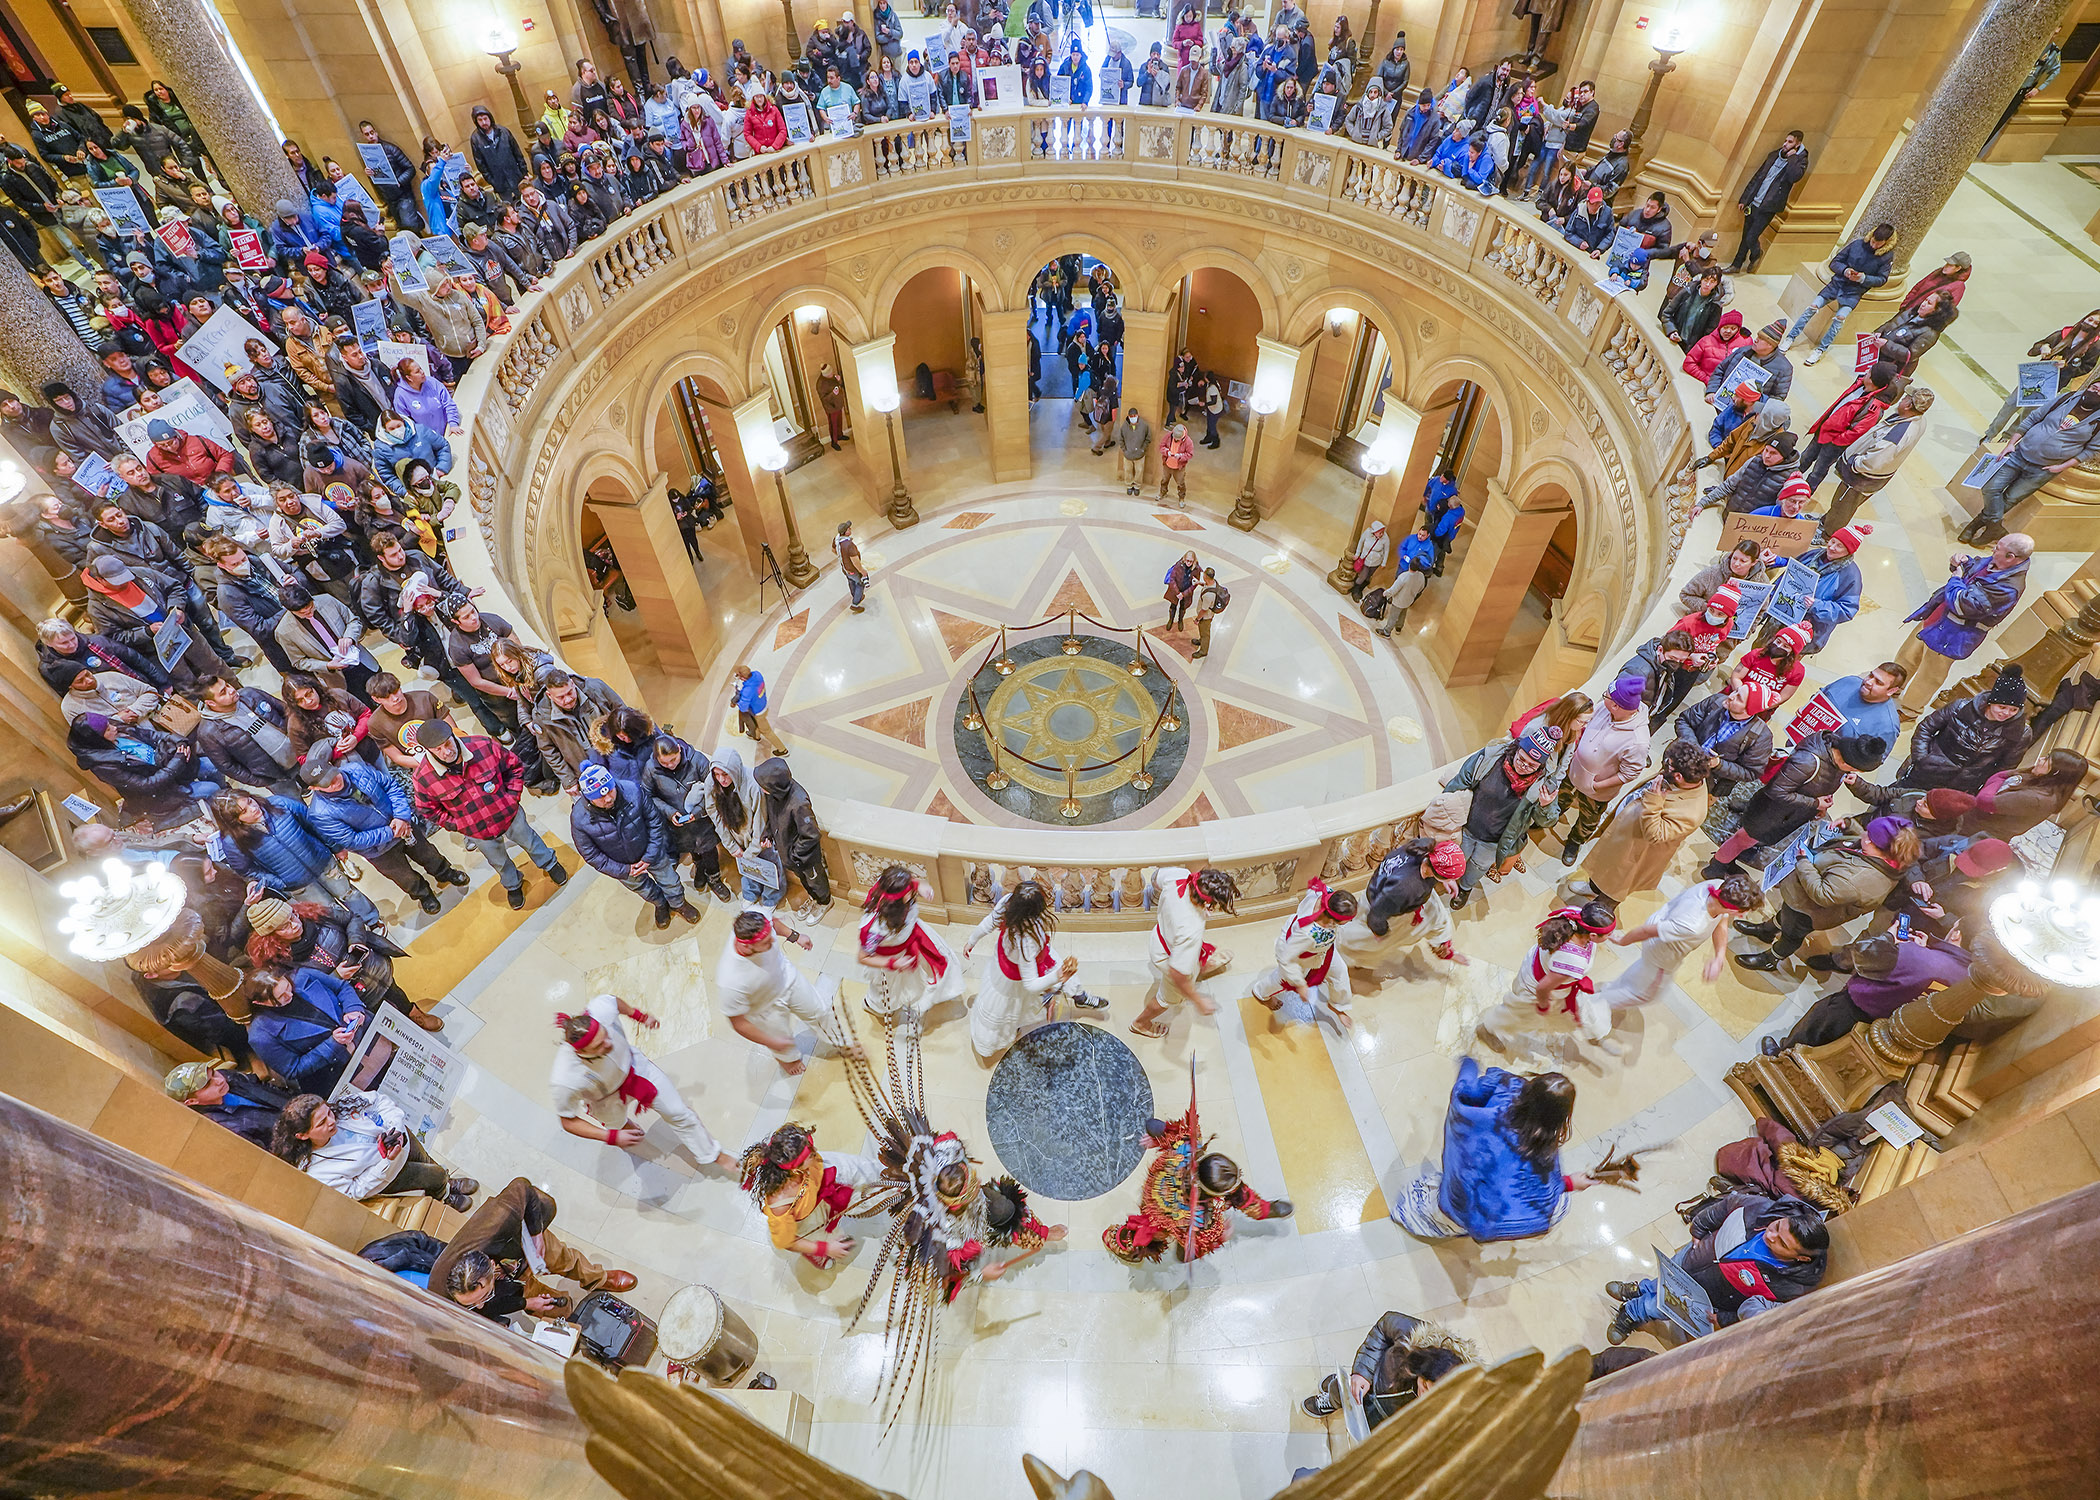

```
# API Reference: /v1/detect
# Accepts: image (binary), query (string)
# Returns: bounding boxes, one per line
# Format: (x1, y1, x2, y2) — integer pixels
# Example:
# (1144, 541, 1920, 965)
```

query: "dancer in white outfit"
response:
(1476, 904, 1617, 1068)
(963, 879, 1086, 1063)
(1251, 880, 1359, 1029)
(1594, 875, 1759, 1012)
(856, 864, 966, 1021)
(1131, 865, 1238, 1040)
(715, 908, 834, 1074)
(1334, 838, 1472, 978)
(550, 993, 735, 1167)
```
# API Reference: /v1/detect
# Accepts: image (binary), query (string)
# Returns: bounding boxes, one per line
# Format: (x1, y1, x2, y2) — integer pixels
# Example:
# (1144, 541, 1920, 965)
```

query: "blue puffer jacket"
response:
(569, 779, 667, 879)
(1802, 551, 1863, 651)
(304, 757, 414, 854)
(1903, 557, 2028, 661)
(249, 966, 365, 1089)
(1817, 236, 1893, 307)
(220, 795, 337, 888)
(1436, 1057, 1566, 1241)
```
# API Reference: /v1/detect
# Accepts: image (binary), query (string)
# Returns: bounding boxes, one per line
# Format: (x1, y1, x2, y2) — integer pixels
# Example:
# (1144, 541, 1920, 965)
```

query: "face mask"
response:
(1704, 609, 1725, 626)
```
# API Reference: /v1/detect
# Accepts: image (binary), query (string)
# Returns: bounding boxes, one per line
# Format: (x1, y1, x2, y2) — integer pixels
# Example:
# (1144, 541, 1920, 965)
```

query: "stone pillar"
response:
(110, 0, 307, 215)
(980, 308, 1033, 483)
(0, 1093, 619, 1499)
(731, 393, 816, 589)
(842, 334, 906, 498)
(585, 473, 718, 677)
(1555, 1179, 2100, 1496)
(1426, 480, 1571, 688)
(1240, 335, 1309, 500)
(1119, 308, 1174, 437)
(1849, 0, 2083, 278)
(698, 391, 782, 579)
(0, 256, 103, 403)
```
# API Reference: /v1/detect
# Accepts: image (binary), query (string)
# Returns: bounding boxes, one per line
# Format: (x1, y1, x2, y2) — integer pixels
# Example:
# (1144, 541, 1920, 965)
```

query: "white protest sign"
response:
(948, 103, 973, 142)
(376, 338, 429, 381)
(93, 187, 153, 236)
(977, 64, 1023, 112)
(174, 305, 275, 393)
(333, 1001, 465, 1138)
(782, 101, 815, 145)
(117, 377, 238, 459)
(357, 142, 398, 185)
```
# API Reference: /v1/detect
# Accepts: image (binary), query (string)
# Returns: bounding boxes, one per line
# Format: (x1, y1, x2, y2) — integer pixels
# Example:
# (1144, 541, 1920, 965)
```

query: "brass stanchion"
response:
(1130, 729, 1155, 791)
(984, 734, 1010, 790)
(962, 684, 984, 732)
(1061, 607, 1082, 655)
(1159, 686, 1182, 733)
(993, 625, 1016, 675)
(1128, 625, 1148, 676)
(1059, 765, 1082, 820)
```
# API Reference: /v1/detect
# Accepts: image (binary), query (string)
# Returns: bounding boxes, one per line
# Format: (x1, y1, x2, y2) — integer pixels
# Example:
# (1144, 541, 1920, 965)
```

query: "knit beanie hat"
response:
(246, 897, 294, 935)
(1985, 665, 2027, 707)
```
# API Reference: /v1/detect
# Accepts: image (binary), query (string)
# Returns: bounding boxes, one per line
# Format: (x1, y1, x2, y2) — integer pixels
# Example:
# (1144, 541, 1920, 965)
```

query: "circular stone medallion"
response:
(984, 1021, 1154, 1200)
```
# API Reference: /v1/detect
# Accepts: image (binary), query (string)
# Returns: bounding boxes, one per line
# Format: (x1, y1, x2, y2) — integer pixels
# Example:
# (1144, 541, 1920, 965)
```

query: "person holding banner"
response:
(83, 553, 232, 683)
(1794, 523, 1871, 652)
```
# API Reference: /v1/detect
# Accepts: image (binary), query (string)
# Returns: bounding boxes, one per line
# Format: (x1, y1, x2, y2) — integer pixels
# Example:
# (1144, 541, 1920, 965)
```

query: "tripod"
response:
(757, 541, 796, 615)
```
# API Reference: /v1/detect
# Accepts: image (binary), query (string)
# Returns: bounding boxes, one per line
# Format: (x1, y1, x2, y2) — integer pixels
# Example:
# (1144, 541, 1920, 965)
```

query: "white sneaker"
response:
(1802, 348, 1823, 366)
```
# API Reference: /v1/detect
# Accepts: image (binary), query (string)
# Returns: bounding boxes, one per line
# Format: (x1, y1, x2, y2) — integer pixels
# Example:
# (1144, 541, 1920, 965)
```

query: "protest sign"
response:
(1782, 690, 1847, 749)
(333, 1002, 465, 1138)
(1760, 816, 1834, 893)
(93, 187, 153, 236)
(1761, 557, 1821, 630)
(1729, 358, 1771, 393)
(1852, 333, 1882, 375)
(1960, 448, 2006, 491)
(1309, 92, 1338, 131)
(154, 217, 196, 259)
(782, 101, 814, 145)
(1653, 1245, 1718, 1339)
(117, 377, 239, 459)
(1050, 73, 1072, 104)
(331, 172, 381, 219)
(1866, 1102, 1926, 1148)
(828, 103, 856, 139)
(387, 235, 427, 291)
(72, 452, 122, 498)
(174, 305, 275, 393)
(351, 298, 389, 348)
(1608, 223, 1647, 263)
(2016, 361, 2060, 408)
(1718, 510, 1819, 558)
(357, 142, 398, 185)
(441, 151, 470, 187)
(153, 618, 193, 671)
(903, 70, 936, 115)
(227, 226, 270, 271)
(947, 103, 973, 142)
(978, 64, 1022, 111)
(1726, 578, 1774, 642)
(376, 337, 429, 381)
(419, 234, 477, 281)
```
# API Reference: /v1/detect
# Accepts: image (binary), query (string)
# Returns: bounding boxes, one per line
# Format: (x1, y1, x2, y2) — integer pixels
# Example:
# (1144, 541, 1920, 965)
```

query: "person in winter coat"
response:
(1343, 79, 1396, 147)
(1869, 289, 1957, 377)
(1392, 1059, 1596, 1241)
(1897, 669, 2036, 793)
(1300, 1310, 1462, 1430)
(1733, 814, 1920, 970)
(68, 713, 216, 822)
(524, 668, 625, 794)
(1660, 269, 1726, 351)
(1983, 312, 2100, 442)
(271, 1090, 475, 1207)
(1704, 431, 1799, 514)
(166, 1061, 294, 1148)
(1894, 534, 2031, 716)
(246, 962, 370, 1096)
(639, 731, 734, 900)
(193, 674, 298, 794)
(1605, 1191, 1827, 1343)
(300, 747, 468, 916)
(1703, 320, 1794, 404)
(1956, 748, 2088, 842)
(1675, 682, 1776, 798)
(410, 718, 569, 909)
(756, 754, 832, 914)
(1558, 186, 1614, 255)
(1782, 222, 1897, 365)
(1801, 361, 1902, 493)
(1793, 522, 1871, 652)
(1676, 540, 1775, 618)
(1440, 722, 1563, 908)
(571, 762, 698, 928)
(468, 107, 530, 200)
(1576, 739, 1714, 904)
(36, 617, 168, 693)
(1729, 130, 1810, 271)
(1707, 731, 1888, 874)
(83, 553, 233, 684)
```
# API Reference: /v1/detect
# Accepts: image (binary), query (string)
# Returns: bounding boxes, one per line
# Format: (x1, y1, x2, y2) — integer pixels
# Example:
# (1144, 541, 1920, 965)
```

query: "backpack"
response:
(1207, 582, 1230, 613)
(1359, 587, 1388, 621)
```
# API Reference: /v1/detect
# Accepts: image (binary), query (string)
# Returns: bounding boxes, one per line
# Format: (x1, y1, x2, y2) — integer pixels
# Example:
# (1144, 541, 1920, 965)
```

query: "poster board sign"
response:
(781, 101, 815, 145)
(71, 451, 122, 498)
(828, 103, 856, 139)
(332, 1000, 465, 1139)
(1607, 223, 1648, 263)
(947, 103, 973, 142)
(387, 235, 427, 291)
(1718, 510, 1819, 558)
(351, 298, 389, 348)
(1653, 1245, 1718, 1340)
(1865, 1102, 1926, 1148)
(357, 142, 398, 186)
(419, 234, 477, 282)
(1308, 91, 1338, 131)
(154, 217, 196, 260)
(903, 70, 936, 115)
(1782, 690, 1846, 749)
(152, 617, 192, 670)
(1725, 577, 1773, 643)
(93, 186, 153, 236)
(441, 151, 470, 188)
(1961, 448, 2006, 491)
(2016, 361, 2060, 408)
(330, 172, 381, 219)
(61, 792, 103, 822)
(174, 305, 275, 393)
(1852, 333, 1882, 375)
(1761, 557, 1820, 629)
(227, 226, 271, 271)
(118, 377, 239, 460)
(978, 64, 1023, 112)
(376, 337, 429, 382)
(1728, 358, 1771, 394)
(1049, 72, 1072, 104)
(1760, 816, 1834, 893)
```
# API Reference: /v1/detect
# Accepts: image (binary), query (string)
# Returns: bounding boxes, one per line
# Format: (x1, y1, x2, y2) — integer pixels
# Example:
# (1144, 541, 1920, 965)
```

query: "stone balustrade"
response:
(448, 108, 1705, 926)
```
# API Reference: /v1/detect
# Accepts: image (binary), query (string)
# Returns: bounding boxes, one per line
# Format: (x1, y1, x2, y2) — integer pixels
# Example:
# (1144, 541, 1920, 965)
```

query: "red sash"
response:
(1156, 876, 1215, 967)
(616, 1068, 659, 1111)
(996, 935, 1056, 982)
(1531, 949, 1596, 1017)
(861, 916, 949, 980)
(815, 1165, 853, 1218)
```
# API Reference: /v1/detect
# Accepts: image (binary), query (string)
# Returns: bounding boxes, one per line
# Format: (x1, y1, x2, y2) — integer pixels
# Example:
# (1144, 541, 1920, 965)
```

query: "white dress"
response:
(1594, 882, 1724, 1011)
(859, 897, 966, 1018)
(967, 901, 1066, 1058)
(1251, 885, 1354, 1021)
(1477, 942, 1609, 1067)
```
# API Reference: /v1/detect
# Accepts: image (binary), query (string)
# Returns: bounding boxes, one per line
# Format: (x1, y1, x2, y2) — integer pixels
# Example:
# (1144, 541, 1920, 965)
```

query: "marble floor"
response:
(370, 137, 2100, 1499)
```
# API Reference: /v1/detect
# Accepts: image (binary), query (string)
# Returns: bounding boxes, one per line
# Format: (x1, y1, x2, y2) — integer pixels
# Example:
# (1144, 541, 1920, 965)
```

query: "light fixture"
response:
(57, 858, 186, 959)
(757, 443, 790, 473)
(484, 20, 534, 136)
(868, 380, 916, 527)
(1991, 880, 2100, 989)
(483, 21, 519, 55)
(1250, 391, 1281, 417)
(869, 386, 900, 415)
(797, 305, 826, 332)
(1326, 308, 1353, 337)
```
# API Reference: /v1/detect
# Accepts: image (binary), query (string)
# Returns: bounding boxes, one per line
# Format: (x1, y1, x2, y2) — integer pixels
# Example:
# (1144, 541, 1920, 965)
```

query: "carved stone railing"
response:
(444, 109, 1704, 925)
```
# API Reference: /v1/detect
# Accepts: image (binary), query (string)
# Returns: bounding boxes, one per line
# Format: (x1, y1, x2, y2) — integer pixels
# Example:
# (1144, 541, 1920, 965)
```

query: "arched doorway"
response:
(886, 264, 992, 484)
(1027, 251, 1124, 409)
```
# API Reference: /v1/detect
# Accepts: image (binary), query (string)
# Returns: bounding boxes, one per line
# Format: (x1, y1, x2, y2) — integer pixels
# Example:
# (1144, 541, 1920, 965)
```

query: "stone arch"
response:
(1404, 355, 1523, 487)
(1001, 228, 1153, 312)
(739, 285, 873, 393)
(871, 243, 1011, 329)
(1143, 244, 1284, 329)
(626, 347, 749, 460)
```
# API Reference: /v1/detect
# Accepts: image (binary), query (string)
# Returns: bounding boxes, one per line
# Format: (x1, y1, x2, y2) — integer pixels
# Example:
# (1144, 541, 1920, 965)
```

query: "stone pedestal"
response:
(980, 308, 1033, 483)
(585, 473, 718, 677)
(1943, 442, 2100, 550)
(111, 0, 306, 216)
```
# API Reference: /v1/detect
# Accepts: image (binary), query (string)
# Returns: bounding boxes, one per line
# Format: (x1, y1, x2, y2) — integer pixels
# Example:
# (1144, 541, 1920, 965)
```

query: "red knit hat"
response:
(1828, 521, 1872, 555)
(1706, 580, 1743, 616)
(1777, 474, 1811, 505)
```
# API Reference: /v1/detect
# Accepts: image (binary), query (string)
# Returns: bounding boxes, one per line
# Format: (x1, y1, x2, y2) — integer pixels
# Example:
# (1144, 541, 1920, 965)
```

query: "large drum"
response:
(657, 1283, 760, 1387)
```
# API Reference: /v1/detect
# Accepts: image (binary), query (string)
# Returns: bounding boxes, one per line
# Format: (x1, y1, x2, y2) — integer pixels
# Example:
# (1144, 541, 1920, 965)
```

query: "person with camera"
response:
(270, 1091, 478, 1210)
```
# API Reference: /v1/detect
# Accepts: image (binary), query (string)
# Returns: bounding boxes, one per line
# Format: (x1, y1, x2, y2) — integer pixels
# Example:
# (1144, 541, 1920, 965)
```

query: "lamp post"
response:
(868, 385, 918, 529)
(757, 445, 820, 588)
(1327, 453, 1393, 593)
(58, 858, 254, 1021)
(782, 0, 802, 58)
(1228, 392, 1280, 533)
(485, 25, 536, 138)
(1627, 25, 1690, 177)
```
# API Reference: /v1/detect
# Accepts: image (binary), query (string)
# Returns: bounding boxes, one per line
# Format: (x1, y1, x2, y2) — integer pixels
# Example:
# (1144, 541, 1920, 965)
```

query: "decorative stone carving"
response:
(561, 286, 593, 331)
(678, 195, 719, 243)
(1569, 286, 1603, 339)
(1139, 125, 1175, 160)
(980, 125, 1018, 162)
(850, 851, 931, 892)
(1418, 316, 1438, 341)
(1292, 151, 1332, 189)
(1440, 200, 1479, 247)
(827, 150, 865, 189)
(993, 228, 1016, 253)
(848, 255, 872, 282)
(1529, 407, 1550, 437)
(717, 313, 737, 337)
(604, 400, 627, 431)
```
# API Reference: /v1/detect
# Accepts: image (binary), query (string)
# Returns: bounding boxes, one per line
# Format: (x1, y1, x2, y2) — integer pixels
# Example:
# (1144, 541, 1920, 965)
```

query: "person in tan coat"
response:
(1577, 740, 1714, 904)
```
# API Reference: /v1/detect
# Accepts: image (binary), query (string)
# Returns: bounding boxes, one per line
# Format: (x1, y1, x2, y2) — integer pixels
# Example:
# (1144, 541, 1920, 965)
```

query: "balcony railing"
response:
(448, 107, 1707, 927)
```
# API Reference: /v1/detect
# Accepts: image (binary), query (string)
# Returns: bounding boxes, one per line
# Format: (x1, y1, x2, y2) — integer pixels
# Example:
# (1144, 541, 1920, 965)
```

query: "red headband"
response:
(557, 1013, 603, 1050)
(1711, 883, 1754, 912)
(779, 1137, 813, 1171)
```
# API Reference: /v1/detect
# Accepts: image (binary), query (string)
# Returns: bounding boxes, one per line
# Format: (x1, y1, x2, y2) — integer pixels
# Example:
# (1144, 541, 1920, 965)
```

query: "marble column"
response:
(0, 255, 103, 403)
(111, 0, 306, 215)
(695, 391, 778, 579)
(731, 393, 817, 589)
(1426, 480, 1571, 688)
(1850, 0, 2083, 276)
(980, 308, 1033, 483)
(585, 473, 718, 677)
(1118, 309, 1174, 437)
(1555, 1179, 2100, 1496)
(0, 1093, 619, 1499)
(1240, 335, 1310, 502)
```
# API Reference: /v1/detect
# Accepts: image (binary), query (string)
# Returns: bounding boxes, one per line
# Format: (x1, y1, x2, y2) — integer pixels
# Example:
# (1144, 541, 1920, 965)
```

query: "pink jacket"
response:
(1160, 432, 1195, 470)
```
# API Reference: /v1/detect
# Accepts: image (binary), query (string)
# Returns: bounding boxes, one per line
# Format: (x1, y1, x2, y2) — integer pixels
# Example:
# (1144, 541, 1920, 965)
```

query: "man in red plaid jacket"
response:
(411, 719, 569, 910)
